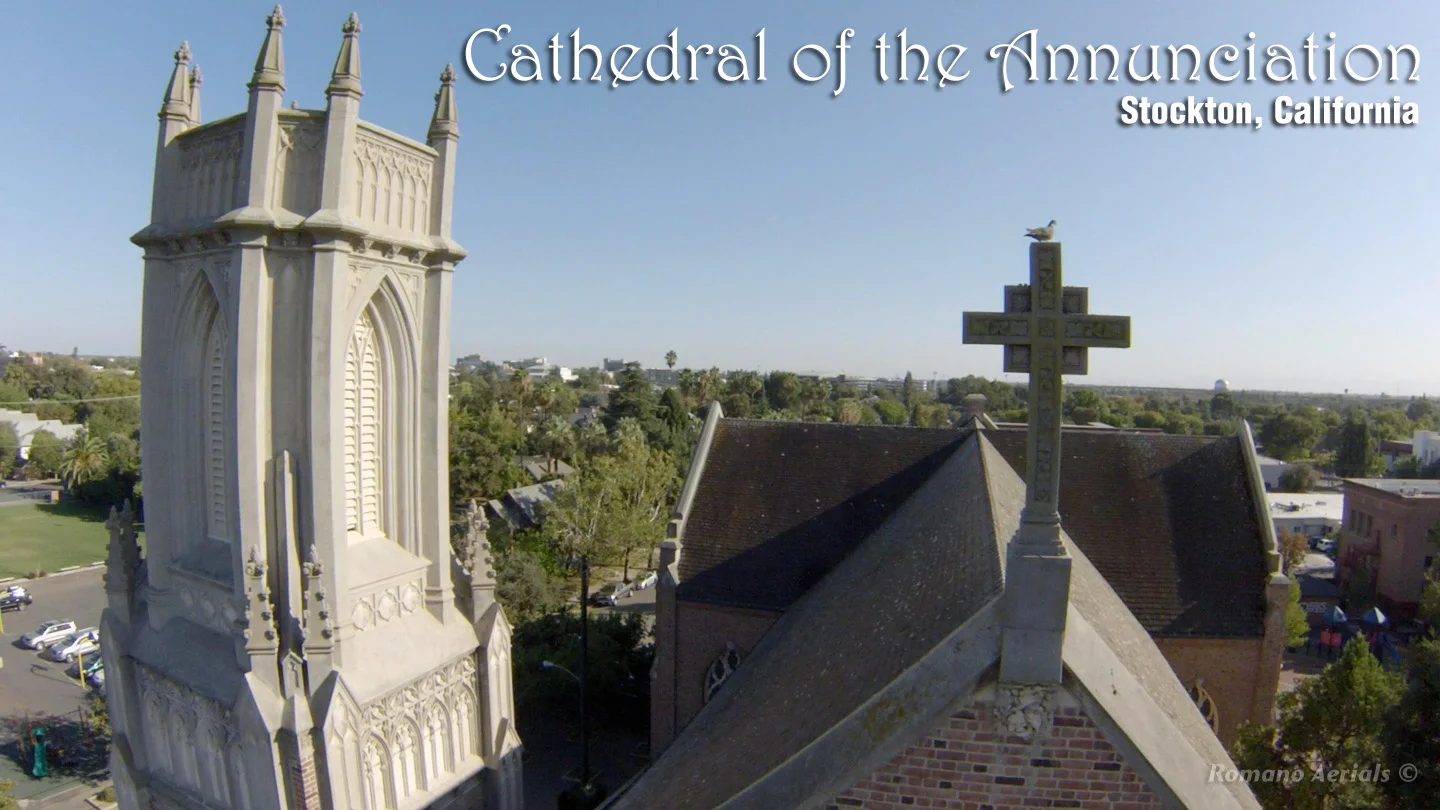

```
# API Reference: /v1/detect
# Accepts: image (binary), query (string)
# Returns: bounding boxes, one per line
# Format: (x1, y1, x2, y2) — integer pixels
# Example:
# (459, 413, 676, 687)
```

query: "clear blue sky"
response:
(2, 1, 1435, 395)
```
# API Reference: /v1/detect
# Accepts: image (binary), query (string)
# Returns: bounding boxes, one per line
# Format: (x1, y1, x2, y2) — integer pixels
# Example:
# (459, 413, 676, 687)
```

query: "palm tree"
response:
(665, 350, 677, 370)
(60, 432, 110, 488)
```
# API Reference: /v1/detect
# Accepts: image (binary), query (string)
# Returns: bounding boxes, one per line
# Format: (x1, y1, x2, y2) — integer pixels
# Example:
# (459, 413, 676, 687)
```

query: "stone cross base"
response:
(999, 552, 1072, 686)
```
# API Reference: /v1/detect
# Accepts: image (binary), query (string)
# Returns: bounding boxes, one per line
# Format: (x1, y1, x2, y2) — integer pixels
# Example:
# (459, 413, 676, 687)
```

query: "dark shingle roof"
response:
(613, 432, 1264, 810)
(616, 434, 1004, 810)
(985, 428, 1267, 638)
(676, 420, 967, 610)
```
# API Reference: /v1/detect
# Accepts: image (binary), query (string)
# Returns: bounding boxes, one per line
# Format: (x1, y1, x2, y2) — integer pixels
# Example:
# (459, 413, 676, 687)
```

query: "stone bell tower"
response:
(102, 8, 523, 809)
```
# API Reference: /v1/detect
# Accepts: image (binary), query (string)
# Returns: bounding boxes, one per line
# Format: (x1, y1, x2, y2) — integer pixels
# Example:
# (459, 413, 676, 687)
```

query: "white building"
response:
(1414, 430, 1440, 467)
(0, 408, 82, 461)
(1266, 493, 1344, 540)
(103, 12, 521, 810)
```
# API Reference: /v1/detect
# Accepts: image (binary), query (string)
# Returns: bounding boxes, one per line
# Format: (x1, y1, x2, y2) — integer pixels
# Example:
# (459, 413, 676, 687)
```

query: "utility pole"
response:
(579, 557, 591, 787)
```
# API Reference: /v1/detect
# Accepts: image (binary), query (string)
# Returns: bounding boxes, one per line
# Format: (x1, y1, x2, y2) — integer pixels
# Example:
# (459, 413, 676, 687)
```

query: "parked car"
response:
(42, 628, 100, 663)
(633, 571, 659, 591)
(588, 582, 628, 607)
(1317, 539, 1337, 555)
(67, 655, 105, 680)
(19, 619, 78, 650)
(0, 586, 32, 613)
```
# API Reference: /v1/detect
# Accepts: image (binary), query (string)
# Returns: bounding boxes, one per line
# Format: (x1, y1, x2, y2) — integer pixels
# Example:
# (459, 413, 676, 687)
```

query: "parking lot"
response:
(0, 568, 108, 803)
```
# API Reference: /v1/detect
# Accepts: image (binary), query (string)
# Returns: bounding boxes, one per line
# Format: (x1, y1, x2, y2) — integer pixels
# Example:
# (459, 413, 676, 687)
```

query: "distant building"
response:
(1336, 478, 1440, 618)
(1379, 439, 1415, 474)
(1266, 492, 1343, 540)
(514, 455, 575, 484)
(836, 375, 933, 394)
(1414, 431, 1440, 467)
(1253, 454, 1296, 491)
(1214, 379, 1230, 392)
(0, 408, 83, 462)
(1295, 571, 1341, 626)
(485, 480, 565, 531)
(602, 358, 627, 372)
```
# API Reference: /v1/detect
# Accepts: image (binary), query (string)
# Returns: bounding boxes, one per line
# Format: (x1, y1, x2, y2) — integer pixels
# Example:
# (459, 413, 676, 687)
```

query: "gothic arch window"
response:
(363, 735, 394, 810)
(202, 311, 227, 543)
(344, 307, 384, 538)
(1190, 680, 1220, 734)
(424, 703, 451, 781)
(704, 645, 743, 704)
(393, 720, 421, 798)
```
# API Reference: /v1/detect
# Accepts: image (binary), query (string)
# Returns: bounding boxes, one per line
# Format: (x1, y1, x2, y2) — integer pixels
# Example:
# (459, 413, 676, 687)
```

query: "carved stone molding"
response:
(993, 683, 1058, 741)
(350, 577, 424, 631)
(174, 582, 241, 638)
(392, 268, 423, 317)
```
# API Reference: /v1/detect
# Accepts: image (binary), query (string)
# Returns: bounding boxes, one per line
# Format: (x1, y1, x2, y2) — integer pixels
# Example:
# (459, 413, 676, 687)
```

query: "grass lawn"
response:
(0, 501, 143, 580)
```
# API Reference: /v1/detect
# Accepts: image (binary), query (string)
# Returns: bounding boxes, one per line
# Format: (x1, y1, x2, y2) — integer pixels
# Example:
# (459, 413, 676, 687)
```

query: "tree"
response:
(449, 404, 526, 506)
(0, 778, 17, 810)
(1334, 415, 1382, 478)
(1211, 390, 1239, 420)
(1258, 411, 1326, 461)
(0, 421, 16, 480)
(1278, 528, 1309, 574)
(1278, 463, 1319, 493)
(531, 416, 577, 472)
(664, 350, 677, 370)
(1285, 579, 1310, 648)
(593, 440, 679, 580)
(873, 399, 908, 426)
(1231, 636, 1404, 810)
(495, 549, 567, 624)
(61, 431, 110, 488)
(1380, 636, 1440, 808)
(24, 430, 63, 479)
(605, 364, 660, 436)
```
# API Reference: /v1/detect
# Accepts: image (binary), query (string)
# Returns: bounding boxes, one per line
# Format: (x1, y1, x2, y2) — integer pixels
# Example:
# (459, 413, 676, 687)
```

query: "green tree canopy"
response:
(24, 429, 63, 479)
(1232, 636, 1404, 810)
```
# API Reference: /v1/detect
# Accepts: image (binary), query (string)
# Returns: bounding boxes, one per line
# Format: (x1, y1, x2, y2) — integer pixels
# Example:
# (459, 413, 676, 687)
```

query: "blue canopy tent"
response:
(1360, 606, 1387, 627)
(1323, 605, 1348, 626)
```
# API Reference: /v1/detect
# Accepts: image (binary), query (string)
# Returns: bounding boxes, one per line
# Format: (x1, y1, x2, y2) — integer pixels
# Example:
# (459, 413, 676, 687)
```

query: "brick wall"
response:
(652, 598, 780, 752)
(825, 692, 1161, 810)
(1152, 637, 1265, 748)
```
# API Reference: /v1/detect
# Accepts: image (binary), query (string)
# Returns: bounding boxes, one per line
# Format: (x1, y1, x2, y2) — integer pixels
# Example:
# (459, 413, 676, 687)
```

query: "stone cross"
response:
(962, 242, 1130, 554)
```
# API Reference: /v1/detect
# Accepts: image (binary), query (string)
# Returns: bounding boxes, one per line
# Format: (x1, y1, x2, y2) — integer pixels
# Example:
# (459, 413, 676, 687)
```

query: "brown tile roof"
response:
(985, 428, 1267, 638)
(676, 419, 967, 610)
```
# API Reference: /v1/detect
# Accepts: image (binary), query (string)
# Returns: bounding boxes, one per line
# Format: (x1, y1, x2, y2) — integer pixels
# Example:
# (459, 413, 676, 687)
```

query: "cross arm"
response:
(1061, 315, 1131, 348)
(963, 312, 1031, 345)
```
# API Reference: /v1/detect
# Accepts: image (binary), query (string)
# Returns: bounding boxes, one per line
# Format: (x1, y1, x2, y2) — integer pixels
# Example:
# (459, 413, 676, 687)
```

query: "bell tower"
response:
(102, 8, 523, 809)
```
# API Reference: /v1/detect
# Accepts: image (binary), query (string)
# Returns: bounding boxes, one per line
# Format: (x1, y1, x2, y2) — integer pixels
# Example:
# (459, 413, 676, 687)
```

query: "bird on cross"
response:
(1025, 220, 1056, 242)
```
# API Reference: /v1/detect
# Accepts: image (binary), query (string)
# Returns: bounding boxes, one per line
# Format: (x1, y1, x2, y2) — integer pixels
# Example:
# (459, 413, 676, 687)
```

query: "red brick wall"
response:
(652, 598, 781, 752)
(825, 695, 1161, 810)
(1152, 637, 1266, 748)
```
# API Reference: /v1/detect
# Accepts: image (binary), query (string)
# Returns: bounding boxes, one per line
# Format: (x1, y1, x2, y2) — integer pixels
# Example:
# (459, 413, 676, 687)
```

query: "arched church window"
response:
(203, 314, 227, 542)
(1189, 680, 1220, 734)
(704, 645, 743, 704)
(344, 308, 384, 537)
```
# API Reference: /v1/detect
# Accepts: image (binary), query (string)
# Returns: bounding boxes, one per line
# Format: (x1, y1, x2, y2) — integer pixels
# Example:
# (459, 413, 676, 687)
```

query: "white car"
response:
(19, 619, 78, 651)
(42, 628, 100, 663)
(634, 571, 659, 591)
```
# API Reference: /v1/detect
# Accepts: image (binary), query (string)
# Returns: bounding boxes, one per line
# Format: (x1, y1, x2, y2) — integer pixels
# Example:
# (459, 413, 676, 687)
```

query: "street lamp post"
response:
(550, 557, 603, 809)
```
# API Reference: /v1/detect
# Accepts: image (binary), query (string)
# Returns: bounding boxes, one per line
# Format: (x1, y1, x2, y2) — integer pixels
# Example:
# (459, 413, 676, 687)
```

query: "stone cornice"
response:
(131, 214, 464, 267)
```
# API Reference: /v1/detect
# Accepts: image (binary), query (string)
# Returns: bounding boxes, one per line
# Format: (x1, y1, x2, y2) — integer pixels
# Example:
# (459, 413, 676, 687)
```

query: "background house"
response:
(0, 407, 82, 462)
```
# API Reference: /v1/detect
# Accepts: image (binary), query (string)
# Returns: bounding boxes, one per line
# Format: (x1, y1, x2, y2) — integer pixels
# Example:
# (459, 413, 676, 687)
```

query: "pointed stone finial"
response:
(327, 12, 363, 98)
(188, 65, 203, 124)
(428, 63, 459, 141)
(160, 41, 192, 120)
(249, 5, 286, 92)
